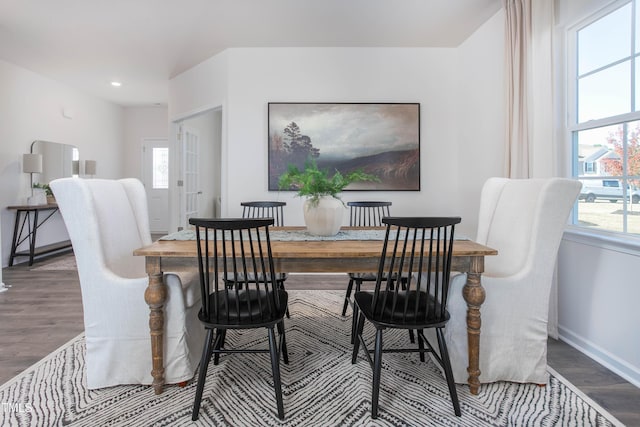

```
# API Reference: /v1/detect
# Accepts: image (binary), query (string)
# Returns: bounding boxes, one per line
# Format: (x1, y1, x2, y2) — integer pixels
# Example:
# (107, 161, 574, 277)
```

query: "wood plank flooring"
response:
(1, 253, 639, 425)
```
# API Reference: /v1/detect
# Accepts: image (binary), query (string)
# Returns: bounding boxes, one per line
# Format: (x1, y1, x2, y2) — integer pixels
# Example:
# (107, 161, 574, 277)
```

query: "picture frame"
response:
(268, 102, 420, 191)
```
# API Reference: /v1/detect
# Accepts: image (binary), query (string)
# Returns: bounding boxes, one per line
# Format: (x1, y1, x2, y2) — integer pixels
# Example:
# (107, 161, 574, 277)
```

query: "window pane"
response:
(578, 3, 631, 75)
(577, 124, 620, 178)
(575, 123, 640, 235)
(635, 60, 640, 111)
(578, 61, 631, 122)
(636, 1, 640, 54)
(623, 121, 640, 184)
(152, 147, 169, 189)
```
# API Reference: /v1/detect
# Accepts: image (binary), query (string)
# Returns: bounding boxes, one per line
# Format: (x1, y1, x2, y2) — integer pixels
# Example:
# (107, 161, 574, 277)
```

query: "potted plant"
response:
(33, 183, 55, 204)
(278, 160, 379, 236)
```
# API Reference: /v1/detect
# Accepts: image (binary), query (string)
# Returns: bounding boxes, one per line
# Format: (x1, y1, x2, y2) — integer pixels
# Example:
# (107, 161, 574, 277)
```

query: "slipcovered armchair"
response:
(50, 178, 205, 389)
(442, 177, 581, 385)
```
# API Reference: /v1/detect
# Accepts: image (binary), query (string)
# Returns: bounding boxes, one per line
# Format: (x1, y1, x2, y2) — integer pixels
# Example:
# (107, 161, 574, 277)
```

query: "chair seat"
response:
(199, 289, 288, 327)
(225, 272, 288, 283)
(354, 291, 449, 328)
(348, 272, 377, 281)
(348, 272, 407, 282)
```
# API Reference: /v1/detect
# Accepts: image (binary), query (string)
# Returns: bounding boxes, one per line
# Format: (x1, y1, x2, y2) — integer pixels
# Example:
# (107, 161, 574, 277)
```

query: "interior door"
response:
(180, 127, 200, 228)
(142, 138, 169, 233)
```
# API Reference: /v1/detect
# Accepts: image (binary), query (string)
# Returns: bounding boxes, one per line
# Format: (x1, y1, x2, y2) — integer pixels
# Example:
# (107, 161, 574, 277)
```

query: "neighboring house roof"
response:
(581, 146, 610, 163)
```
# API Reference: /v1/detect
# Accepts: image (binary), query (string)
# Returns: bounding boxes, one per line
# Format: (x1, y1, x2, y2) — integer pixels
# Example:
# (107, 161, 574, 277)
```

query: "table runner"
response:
(160, 229, 467, 242)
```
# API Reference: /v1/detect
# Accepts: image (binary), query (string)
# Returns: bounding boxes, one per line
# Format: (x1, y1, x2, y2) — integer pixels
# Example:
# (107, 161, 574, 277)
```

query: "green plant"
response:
(278, 159, 379, 206)
(33, 182, 53, 196)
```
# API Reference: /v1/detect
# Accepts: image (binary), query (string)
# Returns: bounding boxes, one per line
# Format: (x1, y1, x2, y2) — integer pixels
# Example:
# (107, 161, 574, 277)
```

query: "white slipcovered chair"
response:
(443, 177, 581, 385)
(50, 178, 205, 389)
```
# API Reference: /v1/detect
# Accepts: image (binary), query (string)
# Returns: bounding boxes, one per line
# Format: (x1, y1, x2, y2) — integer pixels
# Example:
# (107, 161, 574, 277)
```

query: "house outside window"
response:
(569, 0, 640, 235)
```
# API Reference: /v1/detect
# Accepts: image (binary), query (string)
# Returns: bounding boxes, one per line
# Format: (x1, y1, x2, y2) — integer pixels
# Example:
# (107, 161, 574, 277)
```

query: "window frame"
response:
(568, 0, 640, 237)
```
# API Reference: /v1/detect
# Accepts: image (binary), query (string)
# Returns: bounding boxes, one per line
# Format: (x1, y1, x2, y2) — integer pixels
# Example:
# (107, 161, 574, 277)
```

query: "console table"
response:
(7, 204, 72, 266)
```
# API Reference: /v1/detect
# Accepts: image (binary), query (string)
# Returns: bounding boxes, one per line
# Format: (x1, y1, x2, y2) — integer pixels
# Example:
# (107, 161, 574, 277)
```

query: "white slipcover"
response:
(443, 177, 581, 385)
(50, 178, 205, 389)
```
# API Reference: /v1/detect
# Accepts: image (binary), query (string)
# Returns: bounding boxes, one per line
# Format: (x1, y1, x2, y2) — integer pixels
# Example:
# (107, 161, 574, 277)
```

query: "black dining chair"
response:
(343, 202, 398, 343)
(342, 201, 392, 317)
(351, 217, 462, 419)
(189, 218, 289, 421)
(233, 201, 290, 318)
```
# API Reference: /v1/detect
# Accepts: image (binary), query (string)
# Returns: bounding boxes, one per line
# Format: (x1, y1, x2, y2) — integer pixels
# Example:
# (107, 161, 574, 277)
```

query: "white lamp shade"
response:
(23, 153, 43, 174)
(85, 160, 97, 175)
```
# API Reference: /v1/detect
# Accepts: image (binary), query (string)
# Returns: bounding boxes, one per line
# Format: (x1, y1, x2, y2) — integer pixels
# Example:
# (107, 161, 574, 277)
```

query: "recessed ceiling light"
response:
(110, 81, 122, 87)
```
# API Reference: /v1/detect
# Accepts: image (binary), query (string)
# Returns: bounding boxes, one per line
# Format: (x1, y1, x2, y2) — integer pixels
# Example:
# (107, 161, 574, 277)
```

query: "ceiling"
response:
(0, 0, 501, 107)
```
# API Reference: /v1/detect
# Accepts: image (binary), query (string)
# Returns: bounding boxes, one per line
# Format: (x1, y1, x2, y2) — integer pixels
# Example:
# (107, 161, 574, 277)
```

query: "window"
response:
(570, 0, 640, 235)
(584, 162, 595, 173)
(152, 147, 169, 189)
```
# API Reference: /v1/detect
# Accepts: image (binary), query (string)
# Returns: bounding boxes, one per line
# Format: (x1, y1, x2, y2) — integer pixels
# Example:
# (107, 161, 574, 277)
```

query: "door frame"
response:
(169, 104, 226, 232)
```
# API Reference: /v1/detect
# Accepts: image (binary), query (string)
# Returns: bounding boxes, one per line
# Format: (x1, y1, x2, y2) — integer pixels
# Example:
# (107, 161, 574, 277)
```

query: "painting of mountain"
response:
(268, 103, 420, 191)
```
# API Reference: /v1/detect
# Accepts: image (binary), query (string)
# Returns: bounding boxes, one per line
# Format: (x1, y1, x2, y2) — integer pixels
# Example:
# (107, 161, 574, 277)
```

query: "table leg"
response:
(144, 257, 167, 394)
(29, 210, 39, 266)
(8, 210, 22, 267)
(462, 256, 486, 395)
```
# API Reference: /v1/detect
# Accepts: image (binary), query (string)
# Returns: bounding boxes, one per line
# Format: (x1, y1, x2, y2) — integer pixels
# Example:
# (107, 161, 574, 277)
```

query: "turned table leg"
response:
(144, 257, 167, 394)
(463, 256, 486, 395)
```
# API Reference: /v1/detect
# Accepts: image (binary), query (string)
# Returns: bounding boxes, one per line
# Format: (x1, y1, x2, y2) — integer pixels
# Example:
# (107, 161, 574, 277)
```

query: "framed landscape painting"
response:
(268, 102, 420, 191)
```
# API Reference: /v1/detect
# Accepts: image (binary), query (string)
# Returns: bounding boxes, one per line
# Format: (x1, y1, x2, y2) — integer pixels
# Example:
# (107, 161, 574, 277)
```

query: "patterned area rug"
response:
(0, 291, 622, 426)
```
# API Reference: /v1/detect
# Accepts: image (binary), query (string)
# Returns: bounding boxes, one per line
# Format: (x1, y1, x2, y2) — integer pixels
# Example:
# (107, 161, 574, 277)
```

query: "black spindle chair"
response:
(343, 202, 397, 342)
(351, 217, 462, 419)
(343, 201, 391, 317)
(190, 218, 289, 421)
(228, 201, 290, 318)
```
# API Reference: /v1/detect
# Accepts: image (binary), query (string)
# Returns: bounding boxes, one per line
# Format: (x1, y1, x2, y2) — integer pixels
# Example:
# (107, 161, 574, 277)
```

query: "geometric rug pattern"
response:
(0, 291, 622, 426)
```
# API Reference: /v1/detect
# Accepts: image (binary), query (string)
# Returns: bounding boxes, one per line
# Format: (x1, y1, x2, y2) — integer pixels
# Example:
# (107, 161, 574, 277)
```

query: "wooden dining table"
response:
(133, 226, 497, 396)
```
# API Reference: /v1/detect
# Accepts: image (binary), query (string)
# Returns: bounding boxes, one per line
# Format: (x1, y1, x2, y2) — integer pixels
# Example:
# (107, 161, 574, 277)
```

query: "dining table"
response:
(133, 226, 497, 396)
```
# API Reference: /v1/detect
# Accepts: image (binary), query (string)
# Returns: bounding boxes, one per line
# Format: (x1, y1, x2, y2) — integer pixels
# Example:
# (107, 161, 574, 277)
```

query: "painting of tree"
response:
(268, 103, 420, 191)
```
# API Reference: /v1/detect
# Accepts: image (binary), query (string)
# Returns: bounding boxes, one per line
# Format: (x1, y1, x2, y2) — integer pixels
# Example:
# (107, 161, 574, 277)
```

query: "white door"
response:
(179, 127, 200, 228)
(142, 138, 169, 233)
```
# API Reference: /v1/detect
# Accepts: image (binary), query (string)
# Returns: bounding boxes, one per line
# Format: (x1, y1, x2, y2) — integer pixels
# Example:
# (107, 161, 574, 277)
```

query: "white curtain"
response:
(503, 0, 556, 179)
(503, 0, 559, 337)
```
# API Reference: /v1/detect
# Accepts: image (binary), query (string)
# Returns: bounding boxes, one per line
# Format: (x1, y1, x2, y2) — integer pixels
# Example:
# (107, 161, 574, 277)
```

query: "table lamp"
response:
(85, 160, 96, 177)
(23, 153, 43, 196)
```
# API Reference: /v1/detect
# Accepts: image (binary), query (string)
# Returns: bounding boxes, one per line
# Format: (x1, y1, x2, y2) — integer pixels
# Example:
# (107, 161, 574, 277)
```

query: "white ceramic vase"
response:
(303, 196, 344, 236)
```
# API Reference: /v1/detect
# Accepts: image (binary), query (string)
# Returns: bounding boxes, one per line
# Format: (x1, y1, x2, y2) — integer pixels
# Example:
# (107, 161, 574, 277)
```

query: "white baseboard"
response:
(558, 326, 640, 388)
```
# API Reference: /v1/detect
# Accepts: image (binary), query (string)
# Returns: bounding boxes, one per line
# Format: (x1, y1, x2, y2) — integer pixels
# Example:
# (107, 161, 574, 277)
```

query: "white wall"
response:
(558, 233, 640, 386)
(455, 10, 506, 235)
(224, 47, 463, 225)
(0, 59, 124, 268)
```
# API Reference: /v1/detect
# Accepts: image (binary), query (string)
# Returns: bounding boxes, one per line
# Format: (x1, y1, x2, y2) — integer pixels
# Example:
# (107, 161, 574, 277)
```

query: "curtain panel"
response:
(503, 0, 559, 338)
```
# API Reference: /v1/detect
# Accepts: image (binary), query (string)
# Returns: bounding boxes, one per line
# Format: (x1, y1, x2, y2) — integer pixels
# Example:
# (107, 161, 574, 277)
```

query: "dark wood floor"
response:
(1, 253, 638, 425)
